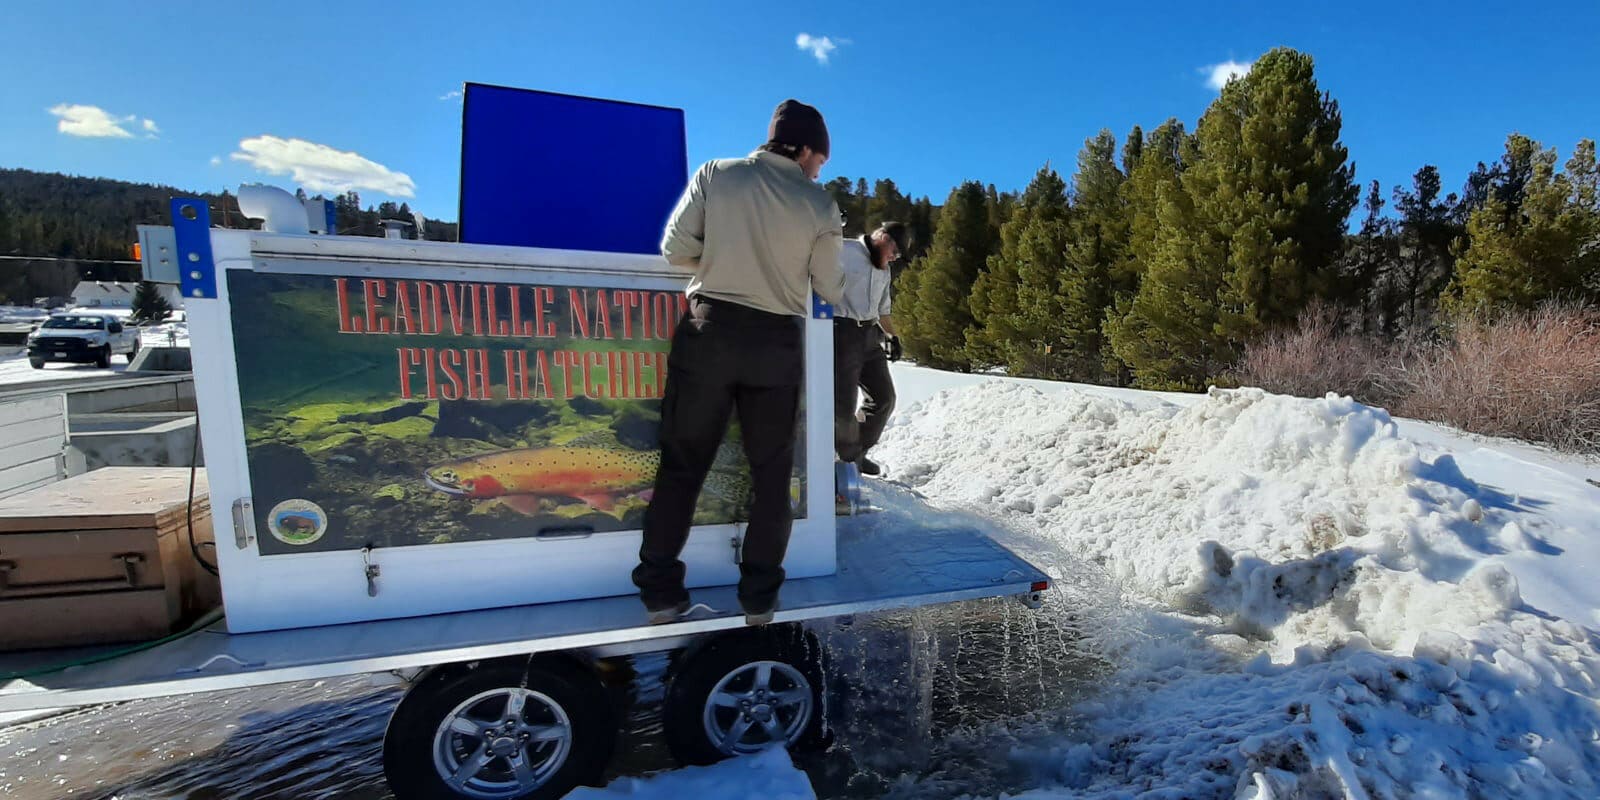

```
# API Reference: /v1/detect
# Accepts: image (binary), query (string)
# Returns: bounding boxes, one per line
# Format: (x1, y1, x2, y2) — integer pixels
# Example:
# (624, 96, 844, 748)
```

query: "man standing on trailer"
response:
(634, 99, 848, 626)
(832, 221, 906, 477)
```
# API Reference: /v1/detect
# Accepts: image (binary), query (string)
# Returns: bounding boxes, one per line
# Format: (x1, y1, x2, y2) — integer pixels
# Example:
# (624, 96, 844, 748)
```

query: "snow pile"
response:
(569, 748, 815, 799)
(876, 383, 1600, 798)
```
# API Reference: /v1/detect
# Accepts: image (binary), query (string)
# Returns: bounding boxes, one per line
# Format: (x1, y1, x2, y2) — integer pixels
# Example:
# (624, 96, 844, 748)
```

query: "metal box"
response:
(0, 468, 219, 650)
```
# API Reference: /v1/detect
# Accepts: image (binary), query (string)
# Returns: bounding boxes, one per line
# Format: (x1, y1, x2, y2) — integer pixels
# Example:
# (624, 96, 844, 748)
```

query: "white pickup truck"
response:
(25, 312, 140, 369)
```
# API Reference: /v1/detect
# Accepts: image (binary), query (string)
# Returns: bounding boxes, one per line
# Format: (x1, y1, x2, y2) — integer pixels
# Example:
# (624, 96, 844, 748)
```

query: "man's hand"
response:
(884, 334, 903, 362)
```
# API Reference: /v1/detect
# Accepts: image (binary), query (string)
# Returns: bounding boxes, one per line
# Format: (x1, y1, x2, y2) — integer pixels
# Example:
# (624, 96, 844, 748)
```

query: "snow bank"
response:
(568, 748, 815, 799)
(876, 382, 1600, 798)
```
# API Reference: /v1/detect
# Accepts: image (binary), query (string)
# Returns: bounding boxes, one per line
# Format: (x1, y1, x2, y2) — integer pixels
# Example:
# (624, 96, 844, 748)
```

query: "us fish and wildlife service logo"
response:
(267, 499, 328, 546)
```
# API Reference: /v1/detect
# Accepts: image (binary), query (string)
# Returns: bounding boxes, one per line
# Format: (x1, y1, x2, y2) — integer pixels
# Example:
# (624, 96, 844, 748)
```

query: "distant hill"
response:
(0, 168, 458, 303)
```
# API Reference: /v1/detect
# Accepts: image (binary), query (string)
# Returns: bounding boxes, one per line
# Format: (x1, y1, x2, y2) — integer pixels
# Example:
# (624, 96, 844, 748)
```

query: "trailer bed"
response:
(0, 496, 1048, 714)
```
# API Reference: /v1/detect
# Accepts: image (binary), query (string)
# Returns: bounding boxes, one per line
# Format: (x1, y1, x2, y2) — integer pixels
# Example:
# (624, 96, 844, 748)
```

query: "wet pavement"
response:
(0, 595, 1101, 800)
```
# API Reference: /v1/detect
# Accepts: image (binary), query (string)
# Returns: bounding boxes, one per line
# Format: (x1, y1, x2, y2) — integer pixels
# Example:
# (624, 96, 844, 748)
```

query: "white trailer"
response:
(1, 206, 1051, 800)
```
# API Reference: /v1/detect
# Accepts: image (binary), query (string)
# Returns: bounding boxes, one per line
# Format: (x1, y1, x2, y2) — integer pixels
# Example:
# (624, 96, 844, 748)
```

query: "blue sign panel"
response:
(459, 84, 688, 255)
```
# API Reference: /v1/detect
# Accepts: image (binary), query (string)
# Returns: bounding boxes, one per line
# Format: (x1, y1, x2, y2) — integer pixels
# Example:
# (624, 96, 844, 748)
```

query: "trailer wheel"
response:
(663, 626, 827, 766)
(383, 657, 615, 800)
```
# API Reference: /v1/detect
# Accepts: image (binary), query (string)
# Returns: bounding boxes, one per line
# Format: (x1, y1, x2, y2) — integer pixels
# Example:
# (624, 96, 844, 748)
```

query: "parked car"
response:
(26, 313, 141, 368)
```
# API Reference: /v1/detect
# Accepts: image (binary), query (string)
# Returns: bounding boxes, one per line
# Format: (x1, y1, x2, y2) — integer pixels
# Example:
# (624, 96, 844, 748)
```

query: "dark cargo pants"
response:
(633, 297, 803, 614)
(833, 319, 896, 463)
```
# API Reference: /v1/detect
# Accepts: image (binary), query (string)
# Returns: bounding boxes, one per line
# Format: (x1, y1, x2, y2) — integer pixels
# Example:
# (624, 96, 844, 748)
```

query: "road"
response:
(0, 353, 128, 389)
(0, 325, 188, 391)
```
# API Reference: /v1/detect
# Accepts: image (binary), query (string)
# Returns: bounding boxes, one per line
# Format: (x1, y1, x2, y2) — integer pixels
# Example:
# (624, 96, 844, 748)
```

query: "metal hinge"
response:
(231, 497, 256, 549)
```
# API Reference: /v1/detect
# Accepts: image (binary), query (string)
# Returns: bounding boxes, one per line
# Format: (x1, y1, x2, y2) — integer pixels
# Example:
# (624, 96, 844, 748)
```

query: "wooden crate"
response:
(0, 467, 219, 650)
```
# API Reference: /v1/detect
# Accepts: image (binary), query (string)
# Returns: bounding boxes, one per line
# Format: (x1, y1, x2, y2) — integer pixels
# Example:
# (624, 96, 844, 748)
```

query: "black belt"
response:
(833, 317, 879, 327)
(689, 296, 802, 328)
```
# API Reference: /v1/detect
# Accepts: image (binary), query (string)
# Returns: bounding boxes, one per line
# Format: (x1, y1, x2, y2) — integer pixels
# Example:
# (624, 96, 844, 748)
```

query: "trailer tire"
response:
(383, 657, 615, 800)
(663, 625, 828, 766)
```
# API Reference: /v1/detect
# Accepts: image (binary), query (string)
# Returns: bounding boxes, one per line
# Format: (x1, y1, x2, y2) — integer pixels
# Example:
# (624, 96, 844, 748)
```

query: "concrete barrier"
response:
(63, 377, 195, 414)
(69, 412, 203, 470)
(128, 346, 192, 373)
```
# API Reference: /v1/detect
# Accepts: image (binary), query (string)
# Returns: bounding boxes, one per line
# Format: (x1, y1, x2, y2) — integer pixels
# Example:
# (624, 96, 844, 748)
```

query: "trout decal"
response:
(423, 440, 795, 516)
(425, 446, 658, 513)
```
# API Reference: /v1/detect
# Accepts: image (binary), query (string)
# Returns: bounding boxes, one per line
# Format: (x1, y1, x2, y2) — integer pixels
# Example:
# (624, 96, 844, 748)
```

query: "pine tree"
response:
(1105, 165, 1225, 388)
(1335, 181, 1400, 333)
(851, 178, 871, 238)
(892, 253, 926, 351)
(1446, 136, 1600, 313)
(1209, 48, 1358, 342)
(868, 179, 913, 231)
(967, 165, 1071, 374)
(823, 177, 853, 219)
(1390, 166, 1459, 331)
(900, 182, 999, 371)
(131, 280, 173, 323)
(1107, 48, 1357, 388)
(1057, 130, 1129, 381)
(1108, 120, 1187, 325)
(904, 197, 937, 265)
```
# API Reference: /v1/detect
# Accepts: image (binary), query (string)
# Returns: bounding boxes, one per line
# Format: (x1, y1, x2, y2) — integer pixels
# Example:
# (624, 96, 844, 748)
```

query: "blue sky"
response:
(3, 1, 1597, 221)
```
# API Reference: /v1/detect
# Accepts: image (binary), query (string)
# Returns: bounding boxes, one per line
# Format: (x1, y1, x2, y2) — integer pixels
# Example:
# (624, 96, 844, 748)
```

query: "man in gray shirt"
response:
(833, 221, 906, 477)
(635, 99, 848, 626)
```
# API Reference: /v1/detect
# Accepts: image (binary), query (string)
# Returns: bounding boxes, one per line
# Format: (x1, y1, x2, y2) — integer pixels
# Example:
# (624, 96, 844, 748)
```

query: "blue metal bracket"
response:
(171, 197, 216, 299)
(812, 292, 834, 320)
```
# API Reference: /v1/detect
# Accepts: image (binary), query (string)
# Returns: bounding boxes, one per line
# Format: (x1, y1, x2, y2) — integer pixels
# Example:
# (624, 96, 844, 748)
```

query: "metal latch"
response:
(231, 497, 255, 549)
(363, 546, 381, 597)
(117, 553, 146, 585)
(730, 528, 744, 565)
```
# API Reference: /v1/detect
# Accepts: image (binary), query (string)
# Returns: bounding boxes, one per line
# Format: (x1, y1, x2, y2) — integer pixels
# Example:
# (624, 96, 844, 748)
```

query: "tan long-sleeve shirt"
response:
(661, 150, 847, 317)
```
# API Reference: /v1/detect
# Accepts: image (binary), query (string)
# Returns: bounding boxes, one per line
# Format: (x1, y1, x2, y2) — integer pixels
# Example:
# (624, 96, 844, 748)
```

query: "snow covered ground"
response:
(864, 365, 1600, 798)
(0, 352, 127, 386)
(451, 362, 1599, 799)
(569, 749, 816, 799)
(136, 317, 190, 348)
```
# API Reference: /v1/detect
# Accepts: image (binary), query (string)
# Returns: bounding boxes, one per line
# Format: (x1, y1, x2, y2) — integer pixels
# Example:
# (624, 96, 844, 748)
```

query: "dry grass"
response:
(1238, 303, 1600, 455)
(1235, 302, 1397, 404)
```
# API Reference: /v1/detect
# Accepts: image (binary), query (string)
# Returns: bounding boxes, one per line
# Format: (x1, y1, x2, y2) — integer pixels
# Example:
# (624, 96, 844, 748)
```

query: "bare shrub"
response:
(1237, 302, 1600, 455)
(1235, 303, 1394, 403)
(1392, 303, 1600, 454)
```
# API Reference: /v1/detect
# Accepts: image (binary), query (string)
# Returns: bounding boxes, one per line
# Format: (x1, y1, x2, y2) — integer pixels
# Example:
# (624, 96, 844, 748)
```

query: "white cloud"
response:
(440, 89, 462, 102)
(49, 103, 136, 138)
(142, 118, 160, 136)
(795, 33, 841, 64)
(231, 135, 416, 198)
(209, 155, 222, 167)
(1202, 59, 1253, 91)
